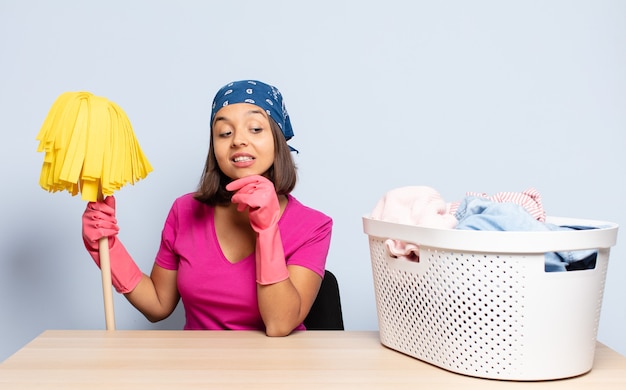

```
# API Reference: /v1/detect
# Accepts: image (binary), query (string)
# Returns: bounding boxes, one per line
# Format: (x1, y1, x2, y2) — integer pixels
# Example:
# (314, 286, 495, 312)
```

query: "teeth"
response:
(234, 156, 253, 162)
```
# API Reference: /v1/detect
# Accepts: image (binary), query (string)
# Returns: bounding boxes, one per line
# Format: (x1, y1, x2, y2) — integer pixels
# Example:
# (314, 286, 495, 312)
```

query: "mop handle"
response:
(99, 236, 116, 330)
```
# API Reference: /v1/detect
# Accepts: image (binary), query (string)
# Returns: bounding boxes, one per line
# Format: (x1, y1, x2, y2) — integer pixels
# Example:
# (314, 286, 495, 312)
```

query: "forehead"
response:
(213, 103, 269, 122)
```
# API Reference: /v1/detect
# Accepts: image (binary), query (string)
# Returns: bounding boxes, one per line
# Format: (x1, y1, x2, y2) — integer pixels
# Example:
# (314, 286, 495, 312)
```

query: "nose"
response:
(231, 129, 248, 147)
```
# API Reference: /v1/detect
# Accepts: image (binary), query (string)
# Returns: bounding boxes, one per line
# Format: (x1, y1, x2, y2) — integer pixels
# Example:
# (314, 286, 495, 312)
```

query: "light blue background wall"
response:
(1, 0, 625, 361)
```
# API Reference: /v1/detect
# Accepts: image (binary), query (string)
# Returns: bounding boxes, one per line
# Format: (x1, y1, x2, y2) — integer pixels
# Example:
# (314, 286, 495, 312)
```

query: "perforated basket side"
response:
(370, 237, 530, 378)
(368, 236, 611, 380)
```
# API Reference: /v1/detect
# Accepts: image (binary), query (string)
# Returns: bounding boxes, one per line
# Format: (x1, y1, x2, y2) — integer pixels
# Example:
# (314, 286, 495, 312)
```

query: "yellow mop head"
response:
(36, 92, 153, 201)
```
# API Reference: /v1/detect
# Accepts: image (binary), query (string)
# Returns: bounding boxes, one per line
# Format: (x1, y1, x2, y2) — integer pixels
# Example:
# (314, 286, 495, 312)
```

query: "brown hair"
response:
(193, 118, 297, 206)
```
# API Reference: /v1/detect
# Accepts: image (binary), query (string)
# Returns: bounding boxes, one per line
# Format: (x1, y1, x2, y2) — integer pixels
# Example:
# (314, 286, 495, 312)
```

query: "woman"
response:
(82, 80, 333, 336)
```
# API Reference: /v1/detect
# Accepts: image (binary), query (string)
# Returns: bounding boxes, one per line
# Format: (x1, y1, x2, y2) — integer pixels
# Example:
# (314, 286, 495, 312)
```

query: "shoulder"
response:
(172, 192, 199, 205)
(286, 195, 331, 218)
(170, 192, 210, 209)
(166, 193, 214, 220)
(282, 195, 333, 229)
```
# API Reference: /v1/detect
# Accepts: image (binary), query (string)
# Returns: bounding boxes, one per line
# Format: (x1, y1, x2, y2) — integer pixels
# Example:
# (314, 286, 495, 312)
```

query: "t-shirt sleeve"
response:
(282, 204, 333, 278)
(154, 200, 180, 270)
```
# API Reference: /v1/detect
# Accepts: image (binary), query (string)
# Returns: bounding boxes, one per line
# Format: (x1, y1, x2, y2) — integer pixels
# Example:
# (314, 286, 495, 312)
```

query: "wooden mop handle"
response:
(99, 236, 116, 330)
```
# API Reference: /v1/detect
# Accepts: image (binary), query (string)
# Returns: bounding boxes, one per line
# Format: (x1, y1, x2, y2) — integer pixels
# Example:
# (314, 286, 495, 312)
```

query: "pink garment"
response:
(155, 193, 332, 331)
(370, 186, 457, 261)
(449, 187, 546, 222)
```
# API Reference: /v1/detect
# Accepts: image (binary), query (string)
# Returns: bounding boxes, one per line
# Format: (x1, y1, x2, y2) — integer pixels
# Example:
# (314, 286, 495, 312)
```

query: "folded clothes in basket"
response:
(455, 196, 597, 272)
(370, 187, 598, 271)
(370, 186, 457, 261)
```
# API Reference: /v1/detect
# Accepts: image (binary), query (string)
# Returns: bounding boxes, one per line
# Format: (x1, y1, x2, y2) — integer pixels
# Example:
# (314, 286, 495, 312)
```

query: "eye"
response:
(213, 124, 232, 138)
(251, 127, 263, 134)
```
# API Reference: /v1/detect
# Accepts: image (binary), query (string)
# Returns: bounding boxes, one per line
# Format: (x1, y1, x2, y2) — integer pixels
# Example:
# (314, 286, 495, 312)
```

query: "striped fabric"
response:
(448, 188, 546, 222)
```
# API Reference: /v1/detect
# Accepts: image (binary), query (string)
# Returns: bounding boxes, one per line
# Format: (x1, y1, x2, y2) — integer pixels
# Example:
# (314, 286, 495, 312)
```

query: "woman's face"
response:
(211, 103, 276, 180)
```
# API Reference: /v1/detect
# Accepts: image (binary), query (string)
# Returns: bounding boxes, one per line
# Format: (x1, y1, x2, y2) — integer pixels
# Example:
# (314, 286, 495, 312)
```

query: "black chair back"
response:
(303, 270, 344, 330)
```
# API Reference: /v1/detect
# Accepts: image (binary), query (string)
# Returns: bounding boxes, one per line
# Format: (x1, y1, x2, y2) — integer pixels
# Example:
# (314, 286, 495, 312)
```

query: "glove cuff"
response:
(255, 227, 289, 285)
(84, 236, 143, 293)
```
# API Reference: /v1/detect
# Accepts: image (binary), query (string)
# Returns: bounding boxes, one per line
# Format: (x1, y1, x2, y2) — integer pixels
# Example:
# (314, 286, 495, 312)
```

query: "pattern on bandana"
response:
(210, 80, 294, 145)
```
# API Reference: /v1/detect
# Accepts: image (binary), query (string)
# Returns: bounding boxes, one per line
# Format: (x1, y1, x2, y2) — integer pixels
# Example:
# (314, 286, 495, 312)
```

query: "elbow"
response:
(264, 323, 295, 337)
(144, 311, 171, 323)
(145, 315, 163, 323)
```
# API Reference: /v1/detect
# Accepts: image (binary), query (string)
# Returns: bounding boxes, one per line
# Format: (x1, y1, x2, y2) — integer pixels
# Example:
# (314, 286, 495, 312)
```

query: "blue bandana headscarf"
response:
(210, 80, 296, 152)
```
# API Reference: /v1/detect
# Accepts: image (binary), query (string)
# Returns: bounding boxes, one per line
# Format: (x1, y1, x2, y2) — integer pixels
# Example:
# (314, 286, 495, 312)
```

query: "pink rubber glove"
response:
(82, 196, 142, 293)
(226, 175, 289, 285)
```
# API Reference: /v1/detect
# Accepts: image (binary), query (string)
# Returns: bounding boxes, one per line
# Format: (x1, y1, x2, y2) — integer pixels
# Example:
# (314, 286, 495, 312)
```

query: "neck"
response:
(219, 202, 251, 226)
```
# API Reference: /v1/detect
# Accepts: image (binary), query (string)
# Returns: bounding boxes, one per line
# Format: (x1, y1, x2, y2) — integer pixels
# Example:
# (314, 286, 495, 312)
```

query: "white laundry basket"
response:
(363, 216, 619, 381)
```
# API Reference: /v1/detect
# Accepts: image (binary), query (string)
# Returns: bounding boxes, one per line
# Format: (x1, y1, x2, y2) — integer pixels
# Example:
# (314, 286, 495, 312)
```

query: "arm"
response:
(82, 196, 180, 322)
(226, 175, 328, 336)
(124, 264, 180, 323)
(257, 265, 322, 336)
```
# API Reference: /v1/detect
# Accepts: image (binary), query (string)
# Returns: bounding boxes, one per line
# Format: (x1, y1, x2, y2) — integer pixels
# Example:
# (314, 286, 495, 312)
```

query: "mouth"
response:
(232, 155, 254, 163)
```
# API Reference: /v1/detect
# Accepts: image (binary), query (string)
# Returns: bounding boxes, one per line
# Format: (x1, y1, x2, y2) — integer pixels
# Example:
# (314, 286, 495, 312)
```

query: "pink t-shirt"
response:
(155, 193, 333, 331)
